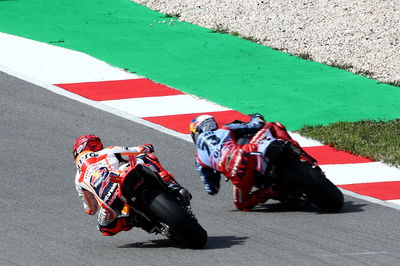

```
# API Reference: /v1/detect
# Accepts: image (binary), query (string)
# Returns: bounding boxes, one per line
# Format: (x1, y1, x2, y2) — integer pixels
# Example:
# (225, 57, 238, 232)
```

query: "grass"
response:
(330, 62, 353, 70)
(210, 26, 261, 43)
(355, 69, 374, 77)
(211, 24, 230, 34)
(242, 35, 260, 42)
(385, 80, 400, 87)
(163, 13, 180, 19)
(48, 39, 65, 44)
(297, 52, 312, 60)
(298, 119, 400, 167)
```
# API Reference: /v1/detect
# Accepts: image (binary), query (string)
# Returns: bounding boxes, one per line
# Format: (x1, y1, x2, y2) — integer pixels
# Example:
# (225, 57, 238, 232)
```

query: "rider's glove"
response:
(141, 144, 154, 153)
(250, 113, 266, 123)
(201, 172, 221, 195)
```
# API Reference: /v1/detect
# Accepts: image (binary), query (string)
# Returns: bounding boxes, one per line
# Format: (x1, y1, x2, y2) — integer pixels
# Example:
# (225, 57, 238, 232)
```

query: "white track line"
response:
(340, 188, 400, 211)
(387, 199, 400, 205)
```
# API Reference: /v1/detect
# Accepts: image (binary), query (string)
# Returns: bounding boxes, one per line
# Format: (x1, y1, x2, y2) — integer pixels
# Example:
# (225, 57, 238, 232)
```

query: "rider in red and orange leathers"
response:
(73, 135, 190, 236)
(190, 114, 304, 211)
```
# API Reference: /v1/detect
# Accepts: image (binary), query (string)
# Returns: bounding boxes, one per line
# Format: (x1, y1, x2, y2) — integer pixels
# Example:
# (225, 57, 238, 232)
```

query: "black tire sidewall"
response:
(144, 191, 208, 248)
(283, 159, 344, 212)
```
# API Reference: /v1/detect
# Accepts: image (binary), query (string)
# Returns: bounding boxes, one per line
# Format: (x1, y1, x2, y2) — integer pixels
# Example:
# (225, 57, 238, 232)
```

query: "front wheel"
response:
(143, 191, 208, 249)
(283, 159, 344, 212)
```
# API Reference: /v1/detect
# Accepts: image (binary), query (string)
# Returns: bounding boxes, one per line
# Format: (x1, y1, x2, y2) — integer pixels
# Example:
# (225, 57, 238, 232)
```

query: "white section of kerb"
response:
(101, 94, 231, 117)
(0, 32, 141, 84)
(289, 132, 323, 147)
(321, 162, 400, 185)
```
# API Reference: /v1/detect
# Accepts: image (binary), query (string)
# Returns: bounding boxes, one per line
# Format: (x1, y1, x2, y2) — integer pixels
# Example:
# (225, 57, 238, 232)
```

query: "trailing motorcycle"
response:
(115, 161, 208, 249)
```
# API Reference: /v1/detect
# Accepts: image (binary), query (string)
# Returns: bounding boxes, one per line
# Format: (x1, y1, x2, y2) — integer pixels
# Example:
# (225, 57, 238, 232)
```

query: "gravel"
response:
(132, 0, 400, 84)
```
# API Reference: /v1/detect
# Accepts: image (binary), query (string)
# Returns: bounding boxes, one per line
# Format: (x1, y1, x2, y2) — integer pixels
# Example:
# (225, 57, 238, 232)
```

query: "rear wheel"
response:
(142, 191, 208, 249)
(283, 159, 344, 212)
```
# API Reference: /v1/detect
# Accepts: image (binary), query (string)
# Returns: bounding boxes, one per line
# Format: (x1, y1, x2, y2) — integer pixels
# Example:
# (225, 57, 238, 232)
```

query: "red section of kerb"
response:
(55, 78, 183, 101)
(303, 145, 374, 165)
(143, 110, 250, 134)
(339, 181, 400, 200)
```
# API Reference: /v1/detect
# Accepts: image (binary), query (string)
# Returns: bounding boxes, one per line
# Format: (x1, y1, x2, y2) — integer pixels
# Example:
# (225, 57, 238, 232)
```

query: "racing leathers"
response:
(195, 116, 301, 211)
(75, 145, 185, 236)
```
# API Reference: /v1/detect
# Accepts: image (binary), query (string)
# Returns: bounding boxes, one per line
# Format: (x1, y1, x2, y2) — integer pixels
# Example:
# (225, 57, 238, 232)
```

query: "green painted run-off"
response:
(0, 0, 399, 130)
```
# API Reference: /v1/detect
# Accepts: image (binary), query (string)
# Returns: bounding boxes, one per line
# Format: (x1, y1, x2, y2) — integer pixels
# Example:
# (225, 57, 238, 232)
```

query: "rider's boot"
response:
(140, 152, 192, 204)
(167, 182, 192, 206)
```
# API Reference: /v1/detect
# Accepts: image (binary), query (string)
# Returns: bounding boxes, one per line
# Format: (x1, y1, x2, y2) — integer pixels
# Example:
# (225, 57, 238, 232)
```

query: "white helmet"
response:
(189, 115, 218, 142)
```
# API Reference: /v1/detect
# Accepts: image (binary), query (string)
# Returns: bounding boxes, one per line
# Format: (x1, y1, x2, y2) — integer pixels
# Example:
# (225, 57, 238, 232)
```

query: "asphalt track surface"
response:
(2, 71, 400, 265)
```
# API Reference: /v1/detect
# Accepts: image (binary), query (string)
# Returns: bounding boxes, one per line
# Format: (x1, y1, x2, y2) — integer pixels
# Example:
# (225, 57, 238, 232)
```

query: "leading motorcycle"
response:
(238, 123, 344, 212)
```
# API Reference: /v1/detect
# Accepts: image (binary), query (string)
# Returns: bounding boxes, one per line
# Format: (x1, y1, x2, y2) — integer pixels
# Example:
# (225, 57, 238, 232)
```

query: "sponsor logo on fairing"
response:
(91, 167, 109, 187)
(103, 183, 117, 202)
(106, 185, 119, 205)
(231, 150, 242, 177)
(231, 150, 250, 178)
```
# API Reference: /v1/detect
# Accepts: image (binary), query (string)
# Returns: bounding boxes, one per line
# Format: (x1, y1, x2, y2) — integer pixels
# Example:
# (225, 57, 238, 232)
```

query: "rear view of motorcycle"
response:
(232, 121, 344, 212)
(255, 139, 344, 212)
(118, 163, 208, 249)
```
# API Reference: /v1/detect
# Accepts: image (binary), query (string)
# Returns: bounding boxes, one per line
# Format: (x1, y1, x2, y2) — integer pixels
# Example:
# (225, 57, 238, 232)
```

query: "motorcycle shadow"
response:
(246, 200, 366, 214)
(118, 235, 248, 250)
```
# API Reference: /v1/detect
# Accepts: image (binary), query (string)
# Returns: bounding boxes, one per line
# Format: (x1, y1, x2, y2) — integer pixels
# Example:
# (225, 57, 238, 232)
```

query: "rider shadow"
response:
(248, 200, 366, 214)
(118, 235, 248, 250)
(339, 200, 367, 213)
(118, 239, 184, 249)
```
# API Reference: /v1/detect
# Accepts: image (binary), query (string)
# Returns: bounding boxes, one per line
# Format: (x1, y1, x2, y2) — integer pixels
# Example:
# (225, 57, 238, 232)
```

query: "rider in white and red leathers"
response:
(73, 135, 190, 236)
(190, 114, 303, 211)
